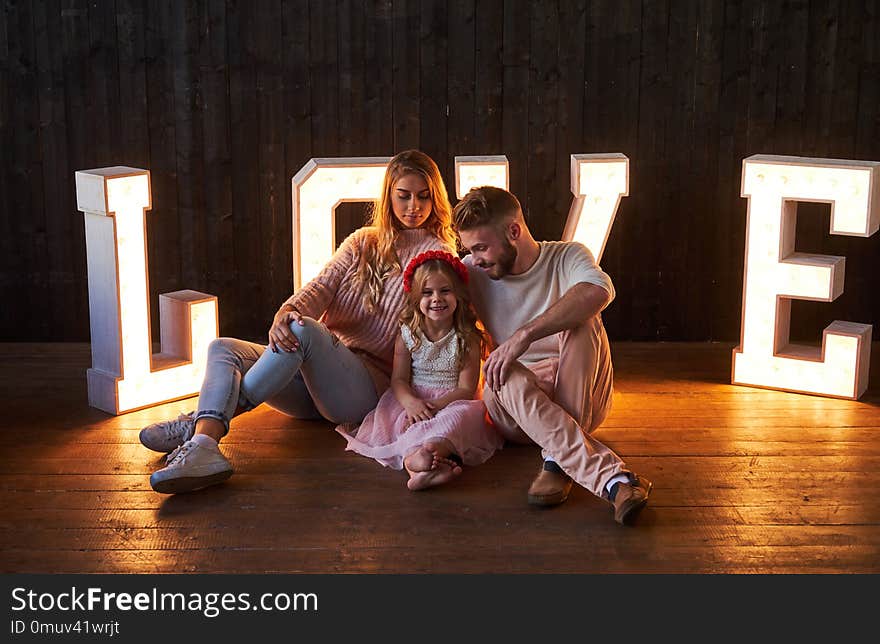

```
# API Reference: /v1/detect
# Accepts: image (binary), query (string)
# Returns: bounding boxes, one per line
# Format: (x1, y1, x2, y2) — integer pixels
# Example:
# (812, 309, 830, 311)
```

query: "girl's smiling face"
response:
(418, 271, 458, 325)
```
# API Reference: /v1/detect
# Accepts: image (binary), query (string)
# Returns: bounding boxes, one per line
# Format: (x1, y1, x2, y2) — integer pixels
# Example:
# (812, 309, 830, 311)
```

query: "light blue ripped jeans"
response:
(194, 317, 381, 432)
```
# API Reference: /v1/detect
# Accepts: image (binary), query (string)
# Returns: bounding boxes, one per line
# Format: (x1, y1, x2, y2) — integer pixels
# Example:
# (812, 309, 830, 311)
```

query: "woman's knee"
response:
(207, 336, 264, 371)
(287, 316, 327, 345)
(207, 337, 239, 361)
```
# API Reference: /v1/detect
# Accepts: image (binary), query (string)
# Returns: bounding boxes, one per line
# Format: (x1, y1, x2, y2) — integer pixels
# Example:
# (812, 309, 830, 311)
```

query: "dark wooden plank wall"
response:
(2, 0, 879, 343)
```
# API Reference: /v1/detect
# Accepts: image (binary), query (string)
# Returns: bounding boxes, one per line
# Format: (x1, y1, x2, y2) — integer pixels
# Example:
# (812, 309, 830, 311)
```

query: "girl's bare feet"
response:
(403, 446, 435, 473)
(425, 440, 459, 469)
(403, 438, 462, 490)
(405, 461, 461, 490)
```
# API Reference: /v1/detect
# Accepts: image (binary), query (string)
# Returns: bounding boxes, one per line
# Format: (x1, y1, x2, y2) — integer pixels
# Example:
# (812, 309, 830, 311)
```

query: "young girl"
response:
(337, 250, 504, 490)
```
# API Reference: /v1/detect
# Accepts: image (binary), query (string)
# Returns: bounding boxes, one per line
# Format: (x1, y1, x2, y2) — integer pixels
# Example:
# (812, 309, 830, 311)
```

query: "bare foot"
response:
(406, 461, 461, 491)
(403, 446, 435, 474)
(423, 438, 456, 460)
(403, 438, 463, 490)
(431, 453, 460, 469)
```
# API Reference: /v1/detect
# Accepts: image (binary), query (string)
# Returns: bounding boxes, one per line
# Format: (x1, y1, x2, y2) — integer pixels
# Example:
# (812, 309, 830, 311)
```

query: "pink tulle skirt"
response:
(336, 384, 504, 470)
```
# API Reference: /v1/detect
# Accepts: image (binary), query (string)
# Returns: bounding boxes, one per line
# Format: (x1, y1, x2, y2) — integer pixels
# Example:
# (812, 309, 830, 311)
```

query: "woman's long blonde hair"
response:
(356, 150, 456, 312)
(400, 260, 489, 365)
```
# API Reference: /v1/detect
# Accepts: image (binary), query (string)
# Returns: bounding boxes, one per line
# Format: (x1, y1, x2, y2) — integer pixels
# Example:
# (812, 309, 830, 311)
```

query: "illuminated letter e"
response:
(732, 155, 880, 399)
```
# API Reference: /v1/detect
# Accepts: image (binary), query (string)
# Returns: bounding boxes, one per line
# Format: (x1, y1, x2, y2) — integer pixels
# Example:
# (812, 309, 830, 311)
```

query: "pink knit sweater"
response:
(284, 227, 454, 394)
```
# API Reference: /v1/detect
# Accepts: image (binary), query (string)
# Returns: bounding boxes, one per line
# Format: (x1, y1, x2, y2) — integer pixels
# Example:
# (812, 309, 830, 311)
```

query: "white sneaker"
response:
(139, 412, 196, 453)
(150, 437, 233, 494)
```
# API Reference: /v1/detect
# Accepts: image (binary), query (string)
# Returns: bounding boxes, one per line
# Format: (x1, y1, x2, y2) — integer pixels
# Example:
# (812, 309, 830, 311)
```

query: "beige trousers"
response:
(482, 315, 627, 498)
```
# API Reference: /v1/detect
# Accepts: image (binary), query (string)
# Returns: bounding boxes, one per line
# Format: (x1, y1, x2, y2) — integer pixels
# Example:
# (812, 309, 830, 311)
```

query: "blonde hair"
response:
(399, 260, 489, 366)
(356, 150, 456, 312)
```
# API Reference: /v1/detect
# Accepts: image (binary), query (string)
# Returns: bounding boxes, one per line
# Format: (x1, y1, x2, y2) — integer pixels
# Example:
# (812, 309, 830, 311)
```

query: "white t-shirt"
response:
(464, 241, 614, 365)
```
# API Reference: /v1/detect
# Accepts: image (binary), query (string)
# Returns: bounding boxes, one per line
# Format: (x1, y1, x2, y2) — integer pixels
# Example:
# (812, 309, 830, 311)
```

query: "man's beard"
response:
(488, 239, 517, 280)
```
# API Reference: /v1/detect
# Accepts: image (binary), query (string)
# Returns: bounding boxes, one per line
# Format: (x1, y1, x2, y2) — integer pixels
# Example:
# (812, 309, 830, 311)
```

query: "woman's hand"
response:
(268, 305, 304, 353)
(402, 397, 435, 428)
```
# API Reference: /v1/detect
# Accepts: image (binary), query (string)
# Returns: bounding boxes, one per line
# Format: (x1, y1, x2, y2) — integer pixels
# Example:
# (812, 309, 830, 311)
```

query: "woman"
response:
(141, 150, 457, 494)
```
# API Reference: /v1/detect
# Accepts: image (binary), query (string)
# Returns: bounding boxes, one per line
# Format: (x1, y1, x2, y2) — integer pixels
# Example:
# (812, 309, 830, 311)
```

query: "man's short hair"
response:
(453, 186, 522, 232)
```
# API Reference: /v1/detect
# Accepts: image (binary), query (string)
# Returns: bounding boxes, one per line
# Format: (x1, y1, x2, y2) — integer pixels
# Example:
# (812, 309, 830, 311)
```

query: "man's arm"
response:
(483, 282, 610, 390)
(520, 281, 610, 342)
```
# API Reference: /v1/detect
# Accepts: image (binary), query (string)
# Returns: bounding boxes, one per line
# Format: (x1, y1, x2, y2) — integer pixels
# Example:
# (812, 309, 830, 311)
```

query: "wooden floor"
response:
(2, 342, 879, 574)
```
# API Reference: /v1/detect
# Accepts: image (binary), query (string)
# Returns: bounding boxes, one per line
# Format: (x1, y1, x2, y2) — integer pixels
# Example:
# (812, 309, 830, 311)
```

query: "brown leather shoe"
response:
(527, 461, 573, 507)
(610, 474, 653, 525)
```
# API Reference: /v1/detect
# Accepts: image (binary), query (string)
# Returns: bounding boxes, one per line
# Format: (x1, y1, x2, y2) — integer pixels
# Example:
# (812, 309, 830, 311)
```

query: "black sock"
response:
(608, 482, 620, 502)
(543, 460, 566, 475)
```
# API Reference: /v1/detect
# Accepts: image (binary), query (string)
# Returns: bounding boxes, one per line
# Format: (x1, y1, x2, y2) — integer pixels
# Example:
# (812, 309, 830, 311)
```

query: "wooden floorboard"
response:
(1, 342, 879, 573)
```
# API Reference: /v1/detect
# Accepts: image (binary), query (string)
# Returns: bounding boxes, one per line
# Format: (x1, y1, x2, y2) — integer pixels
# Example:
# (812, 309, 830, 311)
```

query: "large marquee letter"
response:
(291, 157, 390, 289)
(561, 154, 629, 263)
(732, 155, 880, 399)
(454, 155, 509, 198)
(76, 167, 219, 414)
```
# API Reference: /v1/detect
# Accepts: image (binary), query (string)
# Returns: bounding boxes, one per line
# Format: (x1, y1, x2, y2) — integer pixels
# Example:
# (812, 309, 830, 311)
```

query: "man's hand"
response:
(483, 327, 531, 390)
(268, 305, 304, 353)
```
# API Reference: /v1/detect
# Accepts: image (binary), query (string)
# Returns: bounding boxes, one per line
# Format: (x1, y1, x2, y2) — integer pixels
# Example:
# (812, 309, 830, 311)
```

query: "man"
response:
(453, 186, 651, 525)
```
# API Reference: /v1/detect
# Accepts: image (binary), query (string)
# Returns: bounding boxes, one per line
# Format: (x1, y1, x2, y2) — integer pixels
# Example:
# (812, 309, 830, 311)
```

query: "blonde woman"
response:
(142, 150, 456, 494)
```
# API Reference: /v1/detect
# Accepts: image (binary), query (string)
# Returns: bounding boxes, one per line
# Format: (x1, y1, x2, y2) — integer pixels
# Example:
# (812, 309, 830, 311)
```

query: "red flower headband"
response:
(403, 250, 469, 292)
